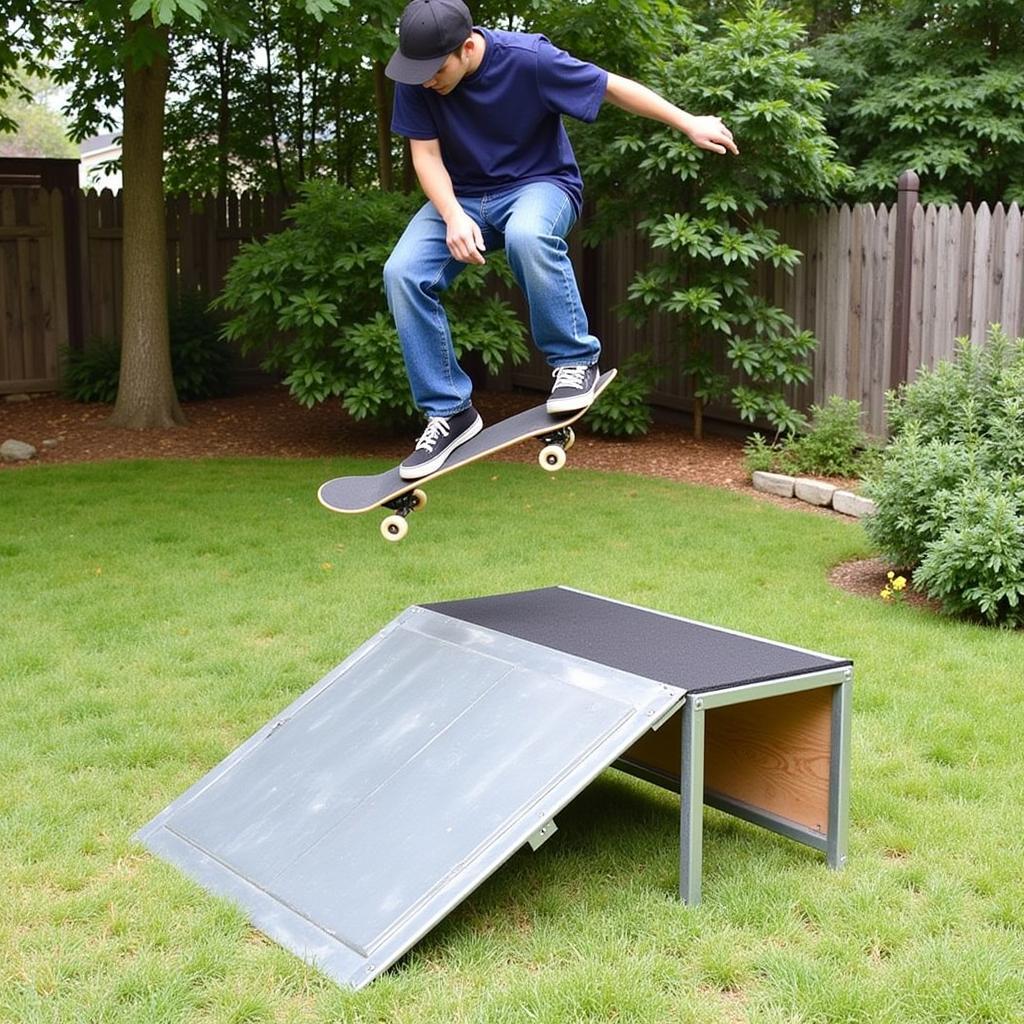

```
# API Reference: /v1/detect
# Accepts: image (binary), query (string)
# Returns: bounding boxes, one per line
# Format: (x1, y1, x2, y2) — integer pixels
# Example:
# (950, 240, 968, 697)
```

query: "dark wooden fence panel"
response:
(82, 189, 290, 342)
(0, 187, 67, 393)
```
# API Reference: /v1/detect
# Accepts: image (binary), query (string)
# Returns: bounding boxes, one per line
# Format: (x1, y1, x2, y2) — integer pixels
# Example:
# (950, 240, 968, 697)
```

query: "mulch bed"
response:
(0, 385, 755, 487)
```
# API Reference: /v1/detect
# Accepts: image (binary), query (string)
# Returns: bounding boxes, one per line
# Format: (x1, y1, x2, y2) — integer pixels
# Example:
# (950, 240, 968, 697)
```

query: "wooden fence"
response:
(0, 187, 69, 393)
(81, 189, 291, 344)
(512, 196, 1024, 434)
(0, 186, 289, 393)
(2, 183, 1023, 435)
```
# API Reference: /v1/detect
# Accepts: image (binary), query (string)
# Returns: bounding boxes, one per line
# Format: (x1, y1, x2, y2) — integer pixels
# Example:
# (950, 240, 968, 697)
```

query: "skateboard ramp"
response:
(135, 598, 685, 989)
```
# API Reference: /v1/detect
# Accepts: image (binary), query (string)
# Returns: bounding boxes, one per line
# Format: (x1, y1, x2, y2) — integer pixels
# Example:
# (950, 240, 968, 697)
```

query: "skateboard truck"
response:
(380, 488, 427, 542)
(537, 426, 575, 471)
(378, 429, 576, 540)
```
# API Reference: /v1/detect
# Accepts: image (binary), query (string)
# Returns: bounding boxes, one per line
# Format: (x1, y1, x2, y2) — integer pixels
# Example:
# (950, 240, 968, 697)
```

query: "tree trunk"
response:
(295, 27, 305, 182)
(373, 60, 393, 192)
(308, 31, 321, 178)
(692, 396, 704, 441)
(262, 4, 288, 197)
(108, 20, 184, 429)
(216, 40, 232, 194)
(334, 72, 345, 184)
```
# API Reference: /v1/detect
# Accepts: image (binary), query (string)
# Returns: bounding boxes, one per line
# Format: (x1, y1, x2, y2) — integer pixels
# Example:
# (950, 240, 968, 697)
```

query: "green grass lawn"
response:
(2, 457, 1022, 1024)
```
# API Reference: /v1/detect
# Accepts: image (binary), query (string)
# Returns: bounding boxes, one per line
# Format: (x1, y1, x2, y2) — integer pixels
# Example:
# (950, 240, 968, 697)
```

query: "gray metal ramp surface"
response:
(135, 605, 683, 990)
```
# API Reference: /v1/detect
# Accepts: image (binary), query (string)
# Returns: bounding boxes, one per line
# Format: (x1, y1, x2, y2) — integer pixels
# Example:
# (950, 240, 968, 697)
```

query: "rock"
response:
(1, 439, 37, 462)
(752, 471, 795, 498)
(833, 490, 876, 518)
(3, 393, 31, 403)
(794, 478, 837, 507)
(41, 438, 60, 450)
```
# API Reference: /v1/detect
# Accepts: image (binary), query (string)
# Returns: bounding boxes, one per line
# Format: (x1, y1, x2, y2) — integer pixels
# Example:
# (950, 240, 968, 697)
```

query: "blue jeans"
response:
(383, 181, 601, 417)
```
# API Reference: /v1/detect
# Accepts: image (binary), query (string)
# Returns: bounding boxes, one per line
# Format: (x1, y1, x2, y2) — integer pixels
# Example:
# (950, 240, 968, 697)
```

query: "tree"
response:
(575, 0, 850, 437)
(1, 0, 344, 429)
(0, 71, 78, 158)
(723, 0, 886, 41)
(163, 1, 404, 196)
(114, 14, 184, 427)
(111, 0, 343, 428)
(161, 0, 549, 196)
(813, 0, 1024, 204)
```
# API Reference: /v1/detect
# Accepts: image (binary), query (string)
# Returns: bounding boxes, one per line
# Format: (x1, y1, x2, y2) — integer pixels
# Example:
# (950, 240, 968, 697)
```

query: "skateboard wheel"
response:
(539, 445, 566, 472)
(411, 488, 428, 510)
(381, 515, 409, 542)
(564, 427, 575, 451)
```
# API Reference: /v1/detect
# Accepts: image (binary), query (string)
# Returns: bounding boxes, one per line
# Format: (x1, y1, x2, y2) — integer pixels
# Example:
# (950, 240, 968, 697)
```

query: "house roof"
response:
(80, 133, 120, 155)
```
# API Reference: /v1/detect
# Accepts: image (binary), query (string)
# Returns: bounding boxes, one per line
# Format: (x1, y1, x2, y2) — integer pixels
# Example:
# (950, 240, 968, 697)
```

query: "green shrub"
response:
(578, 0, 851, 435)
(861, 428, 978, 569)
(585, 353, 659, 437)
(168, 290, 233, 400)
(61, 291, 231, 404)
(742, 432, 778, 475)
(863, 325, 1024, 626)
(61, 339, 121, 403)
(913, 479, 1024, 628)
(216, 183, 528, 425)
(787, 396, 876, 477)
(742, 395, 877, 478)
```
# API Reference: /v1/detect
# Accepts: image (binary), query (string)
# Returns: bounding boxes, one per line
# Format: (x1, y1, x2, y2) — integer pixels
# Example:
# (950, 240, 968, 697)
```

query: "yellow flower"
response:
(892, 576, 907, 591)
(887, 570, 895, 580)
(880, 588, 892, 600)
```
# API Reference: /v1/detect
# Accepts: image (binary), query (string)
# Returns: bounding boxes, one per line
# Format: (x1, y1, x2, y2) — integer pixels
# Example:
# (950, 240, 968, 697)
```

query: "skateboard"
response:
(318, 369, 617, 541)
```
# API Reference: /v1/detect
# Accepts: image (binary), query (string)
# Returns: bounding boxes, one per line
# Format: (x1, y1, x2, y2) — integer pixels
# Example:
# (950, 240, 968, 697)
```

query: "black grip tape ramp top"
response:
(424, 587, 851, 693)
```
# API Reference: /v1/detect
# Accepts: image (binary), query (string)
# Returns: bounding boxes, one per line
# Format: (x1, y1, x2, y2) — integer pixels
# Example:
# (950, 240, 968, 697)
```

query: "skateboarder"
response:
(384, 0, 738, 480)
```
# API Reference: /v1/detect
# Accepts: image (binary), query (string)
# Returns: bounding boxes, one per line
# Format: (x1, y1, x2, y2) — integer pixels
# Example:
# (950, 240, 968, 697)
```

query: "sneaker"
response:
(546, 364, 600, 414)
(399, 406, 483, 480)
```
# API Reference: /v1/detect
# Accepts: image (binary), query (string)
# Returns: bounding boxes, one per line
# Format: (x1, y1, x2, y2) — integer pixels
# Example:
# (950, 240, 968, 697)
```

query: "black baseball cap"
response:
(385, 0, 473, 85)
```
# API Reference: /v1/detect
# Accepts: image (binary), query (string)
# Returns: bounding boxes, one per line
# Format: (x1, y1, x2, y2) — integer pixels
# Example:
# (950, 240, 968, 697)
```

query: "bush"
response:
(742, 395, 877, 478)
(578, 0, 851, 435)
(860, 429, 978, 568)
(788, 396, 877, 477)
(216, 183, 529, 425)
(168, 290, 233, 400)
(585, 353, 659, 437)
(62, 338, 121, 403)
(862, 326, 1024, 626)
(913, 480, 1024, 627)
(742, 432, 778, 474)
(62, 291, 231, 404)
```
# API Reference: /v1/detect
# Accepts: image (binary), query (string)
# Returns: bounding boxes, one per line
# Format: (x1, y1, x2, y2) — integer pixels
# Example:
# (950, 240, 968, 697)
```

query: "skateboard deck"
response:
(318, 369, 616, 540)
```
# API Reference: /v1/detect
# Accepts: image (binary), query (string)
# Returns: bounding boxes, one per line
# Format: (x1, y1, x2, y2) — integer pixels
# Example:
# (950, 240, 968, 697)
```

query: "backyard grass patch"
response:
(2, 458, 1022, 1023)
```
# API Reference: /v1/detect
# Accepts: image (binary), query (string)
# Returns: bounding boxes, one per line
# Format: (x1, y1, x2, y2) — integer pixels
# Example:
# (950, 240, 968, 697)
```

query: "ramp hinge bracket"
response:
(527, 819, 558, 852)
(649, 695, 686, 732)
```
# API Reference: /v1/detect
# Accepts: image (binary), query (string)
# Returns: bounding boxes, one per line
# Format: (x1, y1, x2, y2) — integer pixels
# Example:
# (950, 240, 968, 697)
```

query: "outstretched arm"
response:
(604, 72, 738, 156)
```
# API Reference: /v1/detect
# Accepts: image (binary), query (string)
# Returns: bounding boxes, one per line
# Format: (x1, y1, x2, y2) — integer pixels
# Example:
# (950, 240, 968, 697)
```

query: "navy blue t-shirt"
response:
(391, 28, 608, 217)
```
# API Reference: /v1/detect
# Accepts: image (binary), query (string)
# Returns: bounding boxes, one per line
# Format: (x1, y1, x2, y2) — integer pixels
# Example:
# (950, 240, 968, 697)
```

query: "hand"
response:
(445, 209, 486, 264)
(684, 115, 739, 156)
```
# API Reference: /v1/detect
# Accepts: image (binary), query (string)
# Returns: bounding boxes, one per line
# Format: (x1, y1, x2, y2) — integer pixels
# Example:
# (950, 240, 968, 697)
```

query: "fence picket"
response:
(1003, 205, 1023, 334)
(988, 203, 1006, 340)
(970, 203, 992, 345)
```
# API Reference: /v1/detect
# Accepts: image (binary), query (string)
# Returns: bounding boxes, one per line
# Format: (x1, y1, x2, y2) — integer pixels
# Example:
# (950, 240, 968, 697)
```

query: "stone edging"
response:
(751, 471, 875, 518)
